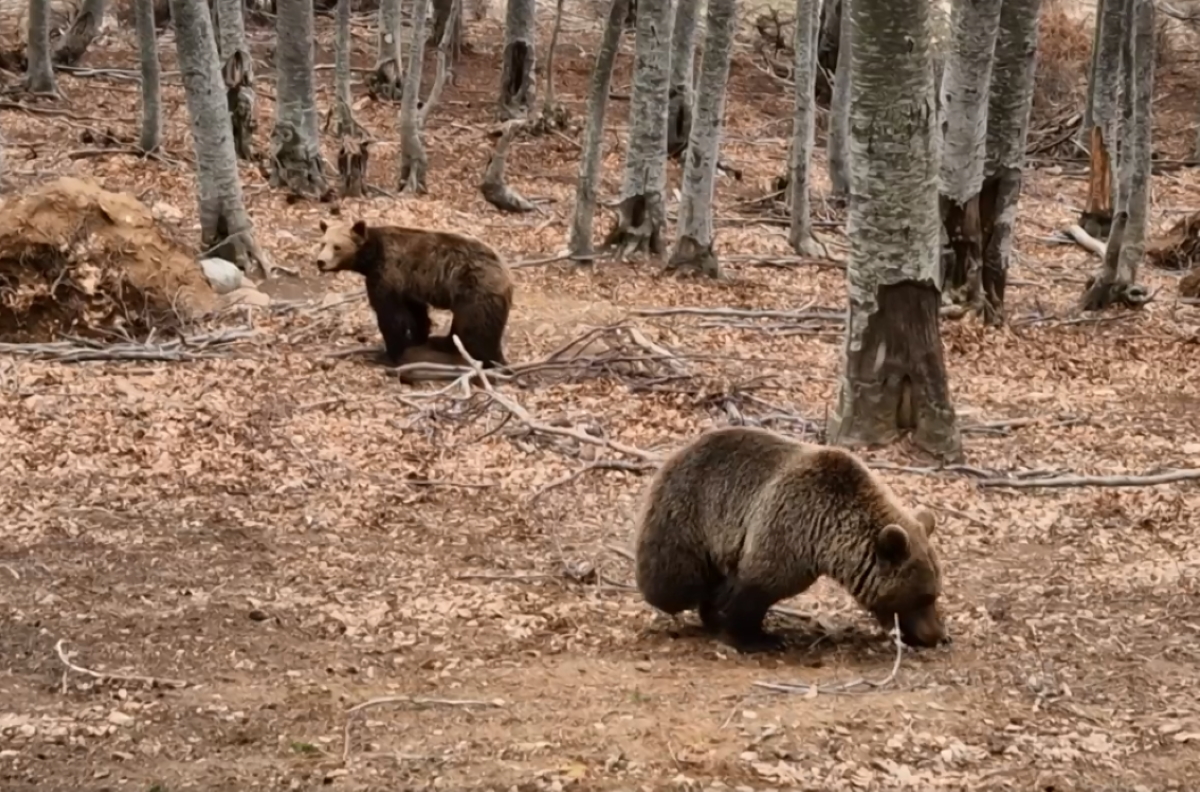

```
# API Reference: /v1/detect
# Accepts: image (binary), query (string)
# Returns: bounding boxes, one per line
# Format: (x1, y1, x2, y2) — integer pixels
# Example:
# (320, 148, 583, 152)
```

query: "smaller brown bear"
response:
(633, 426, 948, 653)
(315, 219, 514, 368)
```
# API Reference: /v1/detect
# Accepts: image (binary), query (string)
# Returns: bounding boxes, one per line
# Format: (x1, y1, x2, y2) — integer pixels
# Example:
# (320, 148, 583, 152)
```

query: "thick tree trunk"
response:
(567, 0, 629, 258)
(938, 0, 1002, 317)
(828, 0, 961, 461)
(398, 0, 431, 192)
(432, 0, 463, 63)
(370, 0, 404, 100)
(53, 0, 106, 65)
(1082, 0, 1153, 311)
(787, 0, 822, 258)
(667, 0, 698, 158)
(499, 0, 537, 119)
(979, 0, 1042, 323)
(135, 0, 163, 152)
(603, 0, 674, 259)
(1079, 0, 1123, 228)
(667, 0, 737, 278)
(269, 0, 327, 196)
(536, 0, 569, 130)
(169, 0, 270, 277)
(214, 0, 255, 160)
(25, 0, 59, 93)
(816, 0, 840, 100)
(826, 0, 851, 201)
(334, 0, 368, 196)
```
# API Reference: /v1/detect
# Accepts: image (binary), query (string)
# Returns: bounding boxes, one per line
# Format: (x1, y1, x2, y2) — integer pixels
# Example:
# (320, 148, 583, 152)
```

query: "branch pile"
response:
(0, 177, 216, 343)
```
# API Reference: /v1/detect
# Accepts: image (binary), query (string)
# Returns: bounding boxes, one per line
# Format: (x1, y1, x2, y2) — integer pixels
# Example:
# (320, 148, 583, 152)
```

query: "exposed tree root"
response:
(480, 119, 536, 213)
(366, 58, 403, 101)
(666, 236, 720, 278)
(604, 193, 667, 260)
(1080, 211, 1152, 310)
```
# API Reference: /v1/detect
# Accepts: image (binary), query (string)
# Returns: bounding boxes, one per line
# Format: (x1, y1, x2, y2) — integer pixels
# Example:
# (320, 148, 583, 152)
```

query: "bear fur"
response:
(315, 219, 514, 368)
(633, 426, 948, 653)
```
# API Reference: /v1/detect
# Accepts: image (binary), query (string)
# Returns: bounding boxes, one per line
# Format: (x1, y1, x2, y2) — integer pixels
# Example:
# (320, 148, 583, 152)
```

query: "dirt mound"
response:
(0, 177, 216, 343)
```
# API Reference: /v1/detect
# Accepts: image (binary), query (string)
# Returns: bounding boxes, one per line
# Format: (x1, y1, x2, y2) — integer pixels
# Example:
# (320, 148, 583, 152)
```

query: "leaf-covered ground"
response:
(2, 3, 1199, 790)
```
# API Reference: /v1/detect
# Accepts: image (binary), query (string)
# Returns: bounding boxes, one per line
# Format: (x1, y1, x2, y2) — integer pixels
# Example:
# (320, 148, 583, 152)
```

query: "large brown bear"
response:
(633, 426, 949, 653)
(315, 219, 514, 368)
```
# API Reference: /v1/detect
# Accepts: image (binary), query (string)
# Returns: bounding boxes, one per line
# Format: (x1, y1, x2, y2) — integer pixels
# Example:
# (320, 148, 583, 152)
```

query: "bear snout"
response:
(897, 609, 949, 649)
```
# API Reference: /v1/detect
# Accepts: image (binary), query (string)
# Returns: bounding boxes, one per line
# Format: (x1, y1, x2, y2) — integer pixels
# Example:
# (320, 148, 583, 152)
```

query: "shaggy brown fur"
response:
(315, 219, 514, 368)
(634, 426, 948, 653)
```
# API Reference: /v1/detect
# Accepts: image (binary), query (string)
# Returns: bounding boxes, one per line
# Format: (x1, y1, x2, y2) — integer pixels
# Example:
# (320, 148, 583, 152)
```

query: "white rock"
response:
(218, 286, 271, 310)
(199, 257, 245, 294)
(107, 710, 134, 726)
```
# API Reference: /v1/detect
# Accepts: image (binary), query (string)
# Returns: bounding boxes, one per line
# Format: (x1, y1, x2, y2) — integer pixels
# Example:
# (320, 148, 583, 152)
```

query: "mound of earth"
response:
(0, 176, 216, 343)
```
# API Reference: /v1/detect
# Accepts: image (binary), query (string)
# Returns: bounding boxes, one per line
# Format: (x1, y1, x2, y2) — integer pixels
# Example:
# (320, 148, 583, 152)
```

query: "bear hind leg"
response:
(438, 295, 509, 368)
(714, 577, 787, 653)
(405, 298, 432, 345)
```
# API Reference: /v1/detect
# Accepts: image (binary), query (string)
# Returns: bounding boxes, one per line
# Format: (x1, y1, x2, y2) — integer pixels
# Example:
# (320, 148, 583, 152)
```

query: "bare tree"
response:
(25, 0, 59, 94)
(499, 0, 537, 119)
(978, 0, 1042, 323)
(135, 0, 163, 152)
(827, 0, 961, 461)
(1079, 0, 1123, 233)
(399, 0, 457, 192)
(826, 0, 850, 202)
(53, 0, 106, 65)
(333, 0, 369, 196)
(667, 0, 738, 277)
(536, 0, 568, 129)
(667, 0, 698, 157)
(0, 123, 7, 191)
(567, 0, 630, 258)
(170, 0, 270, 276)
(786, 0, 823, 258)
(1082, 0, 1153, 310)
(369, 0, 404, 100)
(268, 0, 328, 196)
(938, 0, 1002, 318)
(604, 0, 674, 258)
(213, 0, 255, 160)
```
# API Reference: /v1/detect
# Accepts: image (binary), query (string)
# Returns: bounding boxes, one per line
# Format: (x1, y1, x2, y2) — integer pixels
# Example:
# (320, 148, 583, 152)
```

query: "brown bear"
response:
(633, 426, 948, 653)
(315, 219, 514, 368)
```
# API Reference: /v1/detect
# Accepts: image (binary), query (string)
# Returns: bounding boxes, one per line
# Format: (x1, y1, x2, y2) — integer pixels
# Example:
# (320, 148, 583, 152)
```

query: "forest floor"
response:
(2, 2, 1200, 791)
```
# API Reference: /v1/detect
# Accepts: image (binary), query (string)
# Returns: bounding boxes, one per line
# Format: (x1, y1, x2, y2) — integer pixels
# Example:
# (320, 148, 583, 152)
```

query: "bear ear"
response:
(913, 507, 937, 536)
(877, 524, 912, 563)
(351, 220, 368, 240)
(319, 219, 329, 233)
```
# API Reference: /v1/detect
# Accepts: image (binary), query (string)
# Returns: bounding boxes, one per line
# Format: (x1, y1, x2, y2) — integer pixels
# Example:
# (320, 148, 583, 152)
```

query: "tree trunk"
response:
(1079, 0, 1103, 143)
(787, 0, 822, 257)
(979, 0, 1042, 323)
(334, 0, 369, 196)
(169, 0, 271, 277)
(667, 0, 698, 158)
(938, 0, 1002, 318)
(1082, 0, 1153, 311)
(667, 0, 737, 278)
(268, 0, 327, 197)
(213, 0, 256, 160)
(0, 123, 6, 191)
(827, 0, 961, 462)
(25, 0, 59, 93)
(603, 0, 674, 259)
(499, 0, 537, 119)
(135, 0, 163, 153)
(826, 0, 850, 201)
(53, 0, 106, 65)
(370, 0, 404, 100)
(398, 0, 431, 192)
(432, 0, 463, 64)
(536, 0, 568, 129)
(1079, 0, 1123, 229)
(567, 0, 629, 258)
(816, 0, 840, 100)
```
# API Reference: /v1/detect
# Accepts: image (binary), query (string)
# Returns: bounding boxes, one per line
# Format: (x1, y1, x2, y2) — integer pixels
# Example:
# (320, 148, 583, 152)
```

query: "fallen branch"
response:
(0, 329, 258, 363)
(752, 614, 905, 697)
(55, 639, 189, 690)
(634, 306, 844, 322)
(977, 469, 1200, 489)
(480, 119, 537, 213)
(343, 695, 502, 764)
(1061, 223, 1106, 258)
(529, 459, 657, 503)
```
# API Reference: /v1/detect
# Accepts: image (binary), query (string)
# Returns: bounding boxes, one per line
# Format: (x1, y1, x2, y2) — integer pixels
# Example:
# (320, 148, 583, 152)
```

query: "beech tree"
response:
(268, 0, 328, 196)
(1078, 0, 1123, 233)
(826, 0, 851, 201)
(567, 0, 629, 257)
(213, 0, 255, 159)
(978, 0, 1042, 322)
(938, 0, 1002, 318)
(135, 0, 162, 152)
(604, 0, 674, 258)
(667, 0, 738, 277)
(667, 0, 698, 157)
(25, 0, 58, 94)
(169, 0, 271, 276)
(333, 0, 369, 196)
(786, 0, 822, 258)
(827, 0, 961, 461)
(53, 0, 106, 65)
(398, 0, 432, 192)
(370, 0, 404, 100)
(499, 0, 537, 119)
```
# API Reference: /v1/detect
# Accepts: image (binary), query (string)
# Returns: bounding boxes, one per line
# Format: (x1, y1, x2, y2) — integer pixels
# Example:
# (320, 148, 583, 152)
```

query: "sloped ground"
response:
(1, 5, 1199, 791)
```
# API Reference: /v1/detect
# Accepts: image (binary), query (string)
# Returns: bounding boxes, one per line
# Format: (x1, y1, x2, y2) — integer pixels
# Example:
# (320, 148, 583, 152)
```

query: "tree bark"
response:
(667, 0, 738, 278)
(213, 0, 256, 160)
(667, 0, 698, 158)
(603, 0, 674, 259)
(398, 0, 431, 192)
(979, 0, 1042, 323)
(334, 0, 369, 197)
(135, 0, 163, 153)
(268, 0, 327, 197)
(169, 0, 271, 277)
(432, 0, 463, 64)
(536, 0, 569, 130)
(828, 0, 962, 461)
(826, 0, 851, 202)
(499, 0, 537, 119)
(787, 0, 822, 257)
(567, 0, 629, 258)
(938, 0, 1002, 317)
(25, 0, 59, 94)
(370, 0, 404, 100)
(1080, 0, 1122, 226)
(53, 0, 107, 65)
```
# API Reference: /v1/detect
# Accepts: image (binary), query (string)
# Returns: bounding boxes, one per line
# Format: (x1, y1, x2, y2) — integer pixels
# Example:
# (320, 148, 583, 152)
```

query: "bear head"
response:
(865, 506, 948, 649)
(316, 219, 369, 273)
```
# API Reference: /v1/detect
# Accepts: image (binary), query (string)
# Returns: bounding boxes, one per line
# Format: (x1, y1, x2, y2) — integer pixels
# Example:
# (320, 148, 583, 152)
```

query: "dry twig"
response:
(977, 469, 1200, 489)
(343, 695, 502, 763)
(753, 615, 906, 697)
(55, 639, 189, 690)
